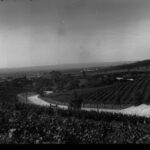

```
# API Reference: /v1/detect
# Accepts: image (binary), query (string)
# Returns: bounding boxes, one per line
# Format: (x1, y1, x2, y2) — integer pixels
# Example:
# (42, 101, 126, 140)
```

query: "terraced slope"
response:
(46, 76, 150, 106)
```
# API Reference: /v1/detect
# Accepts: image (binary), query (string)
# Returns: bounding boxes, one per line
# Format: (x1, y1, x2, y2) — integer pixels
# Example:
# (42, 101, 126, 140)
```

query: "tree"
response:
(68, 79, 79, 90)
(39, 88, 44, 97)
(82, 70, 87, 78)
(116, 94, 121, 106)
(134, 91, 143, 106)
(146, 95, 150, 104)
(35, 77, 53, 92)
(50, 71, 62, 84)
(69, 92, 83, 110)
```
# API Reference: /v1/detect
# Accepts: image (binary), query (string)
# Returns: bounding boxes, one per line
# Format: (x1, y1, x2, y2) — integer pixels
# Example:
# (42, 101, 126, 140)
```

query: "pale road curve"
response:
(19, 93, 150, 118)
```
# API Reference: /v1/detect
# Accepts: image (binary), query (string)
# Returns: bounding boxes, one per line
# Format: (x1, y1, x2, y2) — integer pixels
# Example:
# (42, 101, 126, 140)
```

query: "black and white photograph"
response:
(1, 0, 150, 144)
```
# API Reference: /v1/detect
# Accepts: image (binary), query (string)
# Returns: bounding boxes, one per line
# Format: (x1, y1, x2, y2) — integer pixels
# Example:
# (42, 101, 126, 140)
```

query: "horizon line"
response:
(0, 59, 139, 70)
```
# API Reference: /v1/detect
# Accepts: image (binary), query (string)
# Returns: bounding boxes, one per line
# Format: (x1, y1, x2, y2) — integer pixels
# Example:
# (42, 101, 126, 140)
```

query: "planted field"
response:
(46, 76, 150, 107)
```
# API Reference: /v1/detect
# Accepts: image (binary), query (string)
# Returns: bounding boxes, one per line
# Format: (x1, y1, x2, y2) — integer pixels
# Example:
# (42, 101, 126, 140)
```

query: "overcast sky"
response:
(0, 0, 150, 68)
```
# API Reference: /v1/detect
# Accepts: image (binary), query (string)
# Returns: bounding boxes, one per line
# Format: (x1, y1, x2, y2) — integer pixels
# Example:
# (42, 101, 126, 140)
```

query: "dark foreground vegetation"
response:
(1, 100, 150, 144)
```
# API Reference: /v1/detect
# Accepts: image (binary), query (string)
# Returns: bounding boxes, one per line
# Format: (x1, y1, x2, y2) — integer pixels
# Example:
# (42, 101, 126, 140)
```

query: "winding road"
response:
(18, 93, 150, 118)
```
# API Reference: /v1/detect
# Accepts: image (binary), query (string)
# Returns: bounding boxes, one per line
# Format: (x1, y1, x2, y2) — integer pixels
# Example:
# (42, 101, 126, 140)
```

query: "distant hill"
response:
(113, 59, 150, 70)
(0, 61, 132, 74)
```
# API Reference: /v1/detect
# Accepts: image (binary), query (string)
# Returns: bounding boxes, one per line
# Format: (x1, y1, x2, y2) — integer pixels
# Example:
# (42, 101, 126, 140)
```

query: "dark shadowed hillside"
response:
(113, 59, 150, 70)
